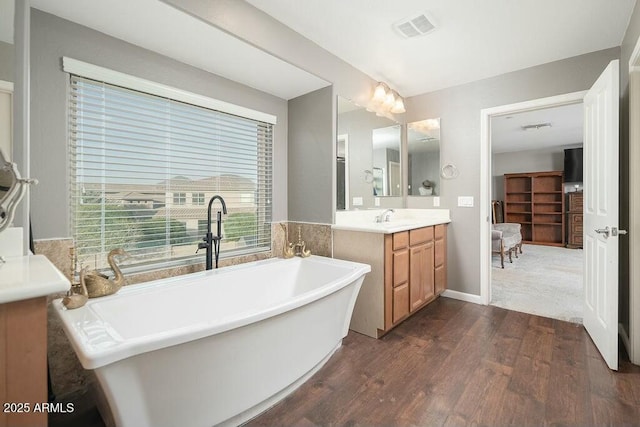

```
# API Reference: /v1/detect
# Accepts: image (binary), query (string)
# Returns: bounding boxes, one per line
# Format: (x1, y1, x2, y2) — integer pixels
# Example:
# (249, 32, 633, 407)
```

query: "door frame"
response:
(628, 35, 640, 364)
(479, 90, 588, 305)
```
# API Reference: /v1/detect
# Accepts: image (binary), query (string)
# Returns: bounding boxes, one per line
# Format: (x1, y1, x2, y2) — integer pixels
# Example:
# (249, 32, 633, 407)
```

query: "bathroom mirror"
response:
(408, 118, 441, 196)
(336, 96, 401, 209)
(0, 148, 32, 233)
(372, 125, 402, 196)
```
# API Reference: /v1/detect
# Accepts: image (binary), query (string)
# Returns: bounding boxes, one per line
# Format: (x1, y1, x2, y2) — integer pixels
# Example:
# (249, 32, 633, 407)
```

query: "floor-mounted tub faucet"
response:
(198, 195, 227, 270)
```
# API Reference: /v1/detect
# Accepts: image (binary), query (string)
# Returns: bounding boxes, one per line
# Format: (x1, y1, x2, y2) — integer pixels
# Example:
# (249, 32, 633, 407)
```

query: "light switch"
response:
(457, 196, 474, 207)
(374, 197, 380, 207)
(353, 196, 363, 206)
(433, 197, 440, 207)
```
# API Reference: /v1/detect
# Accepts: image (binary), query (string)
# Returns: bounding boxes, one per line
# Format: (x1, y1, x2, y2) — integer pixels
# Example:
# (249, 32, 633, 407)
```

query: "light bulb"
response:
(372, 83, 387, 103)
(391, 97, 405, 114)
(383, 91, 395, 109)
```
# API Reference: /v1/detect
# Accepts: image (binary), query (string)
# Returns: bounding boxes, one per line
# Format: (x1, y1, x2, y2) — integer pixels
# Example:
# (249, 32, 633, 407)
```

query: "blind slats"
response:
(70, 75, 273, 272)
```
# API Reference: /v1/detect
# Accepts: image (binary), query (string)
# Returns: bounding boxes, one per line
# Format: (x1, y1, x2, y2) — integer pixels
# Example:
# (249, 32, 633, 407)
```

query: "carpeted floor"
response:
(491, 243, 583, 323)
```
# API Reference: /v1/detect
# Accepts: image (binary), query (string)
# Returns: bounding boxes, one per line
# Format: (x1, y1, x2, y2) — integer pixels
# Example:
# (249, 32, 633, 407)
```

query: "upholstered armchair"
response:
(494, 223, 523, 255)
(492, 223, 523, 268)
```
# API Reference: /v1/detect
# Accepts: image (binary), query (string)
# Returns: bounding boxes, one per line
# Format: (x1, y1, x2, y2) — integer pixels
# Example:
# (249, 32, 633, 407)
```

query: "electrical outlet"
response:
(374, 197, 380, 206)
(353, 196, 363, 206)
(433, 196, 440, 207)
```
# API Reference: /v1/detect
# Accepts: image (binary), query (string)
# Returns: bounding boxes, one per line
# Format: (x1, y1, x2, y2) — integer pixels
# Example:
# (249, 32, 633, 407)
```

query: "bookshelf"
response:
(504, 171, 565, 246)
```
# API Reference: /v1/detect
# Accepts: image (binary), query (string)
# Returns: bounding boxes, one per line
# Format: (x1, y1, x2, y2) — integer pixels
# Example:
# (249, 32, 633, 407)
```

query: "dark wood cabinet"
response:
(567, 192, 583, 248)
(504, 171, 565, 246)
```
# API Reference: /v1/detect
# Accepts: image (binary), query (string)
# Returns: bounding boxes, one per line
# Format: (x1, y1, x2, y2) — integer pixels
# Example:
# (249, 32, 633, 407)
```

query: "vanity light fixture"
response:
(367, 82, 406, 115)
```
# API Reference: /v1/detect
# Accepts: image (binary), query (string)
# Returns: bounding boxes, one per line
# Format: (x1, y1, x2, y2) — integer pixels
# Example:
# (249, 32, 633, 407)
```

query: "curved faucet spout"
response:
(207, 195, 228, 225)
(201, 195, 228, 270)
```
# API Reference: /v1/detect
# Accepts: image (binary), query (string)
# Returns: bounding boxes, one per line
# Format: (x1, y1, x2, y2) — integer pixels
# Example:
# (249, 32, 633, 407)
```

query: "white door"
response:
(583, 59, 620, 370)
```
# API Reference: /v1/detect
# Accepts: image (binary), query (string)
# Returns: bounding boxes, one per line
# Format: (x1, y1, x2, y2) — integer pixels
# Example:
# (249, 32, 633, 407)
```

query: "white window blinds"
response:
(69, 75, 273, 272)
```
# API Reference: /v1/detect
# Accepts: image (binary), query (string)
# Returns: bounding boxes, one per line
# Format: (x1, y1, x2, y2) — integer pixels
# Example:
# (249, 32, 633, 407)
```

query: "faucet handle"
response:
(196, 242, 208, 253)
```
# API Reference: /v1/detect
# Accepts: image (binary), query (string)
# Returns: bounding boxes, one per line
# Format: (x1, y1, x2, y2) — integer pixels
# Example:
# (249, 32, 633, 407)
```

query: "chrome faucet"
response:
(198, 195, 227, 270)
(375, 209, 395, 223)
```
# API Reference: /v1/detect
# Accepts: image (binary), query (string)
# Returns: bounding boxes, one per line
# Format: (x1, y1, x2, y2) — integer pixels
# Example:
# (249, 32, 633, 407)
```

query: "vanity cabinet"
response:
(0, 297, 48, 427)
(334, 223, 448, 338)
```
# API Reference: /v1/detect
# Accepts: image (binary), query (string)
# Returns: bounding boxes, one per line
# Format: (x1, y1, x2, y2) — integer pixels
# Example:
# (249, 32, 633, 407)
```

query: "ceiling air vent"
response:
(394, 13, 436, 38)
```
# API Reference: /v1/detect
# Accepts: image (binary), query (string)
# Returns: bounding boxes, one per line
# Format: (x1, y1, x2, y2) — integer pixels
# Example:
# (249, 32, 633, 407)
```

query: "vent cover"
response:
(394, 13, 436, 38)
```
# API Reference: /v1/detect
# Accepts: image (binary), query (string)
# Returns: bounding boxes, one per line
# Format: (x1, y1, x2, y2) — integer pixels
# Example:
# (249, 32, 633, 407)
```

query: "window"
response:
(192, 193, 205, 205)
(69, 74, 273, 272)
(173, 193, 186, 205)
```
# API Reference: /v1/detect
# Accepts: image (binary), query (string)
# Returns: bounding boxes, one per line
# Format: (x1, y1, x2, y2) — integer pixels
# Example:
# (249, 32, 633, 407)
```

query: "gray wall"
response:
(0, 40, 13, 82)
(619, 1, 640, 341)
(492, 147, 567, 198)
(288, 87, 333, 223)
(30, 9, 288, 239)
(405, 47, 620, 296)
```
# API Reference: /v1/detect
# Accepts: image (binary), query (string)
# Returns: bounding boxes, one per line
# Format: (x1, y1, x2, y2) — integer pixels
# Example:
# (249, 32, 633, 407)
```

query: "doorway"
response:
(479, 90, 587, 307)
(488, 102, 585, 322)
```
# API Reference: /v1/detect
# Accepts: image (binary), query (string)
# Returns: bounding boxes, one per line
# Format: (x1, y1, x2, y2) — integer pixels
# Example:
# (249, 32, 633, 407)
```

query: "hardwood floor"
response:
(247, 298, 640, 427)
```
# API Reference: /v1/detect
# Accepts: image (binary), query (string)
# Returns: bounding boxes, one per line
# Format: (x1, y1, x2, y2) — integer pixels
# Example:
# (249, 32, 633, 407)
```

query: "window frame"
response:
(66, 59, 276, 273)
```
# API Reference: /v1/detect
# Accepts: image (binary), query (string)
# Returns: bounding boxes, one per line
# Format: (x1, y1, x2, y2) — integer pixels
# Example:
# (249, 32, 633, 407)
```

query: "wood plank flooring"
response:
(247, 298, 640, 427)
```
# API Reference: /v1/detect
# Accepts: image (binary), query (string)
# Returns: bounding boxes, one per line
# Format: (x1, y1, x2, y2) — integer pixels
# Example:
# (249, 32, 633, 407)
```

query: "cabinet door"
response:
(393, 283, 409, 323)
(410, 242, 434, 312)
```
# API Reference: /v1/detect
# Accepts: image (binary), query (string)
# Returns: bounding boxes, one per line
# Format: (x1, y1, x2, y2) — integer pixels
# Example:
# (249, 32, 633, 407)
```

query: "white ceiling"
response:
(246, 0, 636, 97)
(491, 103, 584, 154)
(28, 0, 329, 100)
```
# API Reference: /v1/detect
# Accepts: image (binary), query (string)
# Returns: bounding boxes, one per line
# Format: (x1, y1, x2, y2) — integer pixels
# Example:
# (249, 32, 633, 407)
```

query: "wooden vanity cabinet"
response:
(383, 224, 446, 334)
(0, 297, 48, 427)
(334, 223, 448, 339)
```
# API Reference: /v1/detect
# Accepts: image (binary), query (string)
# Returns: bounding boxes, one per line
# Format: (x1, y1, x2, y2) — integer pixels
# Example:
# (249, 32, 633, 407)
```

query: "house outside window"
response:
(192, 193, 205, 205)
(173, 193, 186, 205)
(68, 72, 274, 272)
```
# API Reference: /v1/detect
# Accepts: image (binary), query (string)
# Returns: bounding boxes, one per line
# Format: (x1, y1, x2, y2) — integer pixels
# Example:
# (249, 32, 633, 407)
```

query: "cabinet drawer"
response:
(409, 227, 434, 246)
(569, 213, 583, 224)
(572, 223, 583, 234)
(569, 194, 583, 211)
(393, 231, 409, 250)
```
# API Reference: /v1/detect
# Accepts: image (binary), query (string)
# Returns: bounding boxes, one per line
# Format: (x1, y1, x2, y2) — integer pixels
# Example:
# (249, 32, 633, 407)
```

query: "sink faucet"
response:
(375, 209, 395, 223)
(198, 195, 227, 270)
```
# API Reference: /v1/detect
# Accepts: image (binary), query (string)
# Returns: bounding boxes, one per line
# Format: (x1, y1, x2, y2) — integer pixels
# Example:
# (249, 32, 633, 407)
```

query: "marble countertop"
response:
(332, 209, 451, 234)
(0, 254, 70, 304)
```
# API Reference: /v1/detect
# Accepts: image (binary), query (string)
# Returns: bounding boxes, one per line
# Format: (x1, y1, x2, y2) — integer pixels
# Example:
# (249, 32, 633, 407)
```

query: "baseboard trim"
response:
(619, 323, 631, 358)
(441, 290, 484, 305)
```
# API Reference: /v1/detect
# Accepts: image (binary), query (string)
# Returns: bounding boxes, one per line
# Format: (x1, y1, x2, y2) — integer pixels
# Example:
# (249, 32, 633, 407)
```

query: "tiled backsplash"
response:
(37, 221, 331, 398)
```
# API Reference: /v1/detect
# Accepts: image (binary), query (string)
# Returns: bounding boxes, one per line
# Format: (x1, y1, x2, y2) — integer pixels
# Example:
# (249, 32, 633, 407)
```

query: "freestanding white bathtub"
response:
(54, 255, 370, 427)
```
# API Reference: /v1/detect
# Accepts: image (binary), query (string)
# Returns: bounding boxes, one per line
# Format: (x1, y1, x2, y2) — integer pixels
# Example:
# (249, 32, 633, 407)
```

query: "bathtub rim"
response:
(53, 255, 370, 370)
